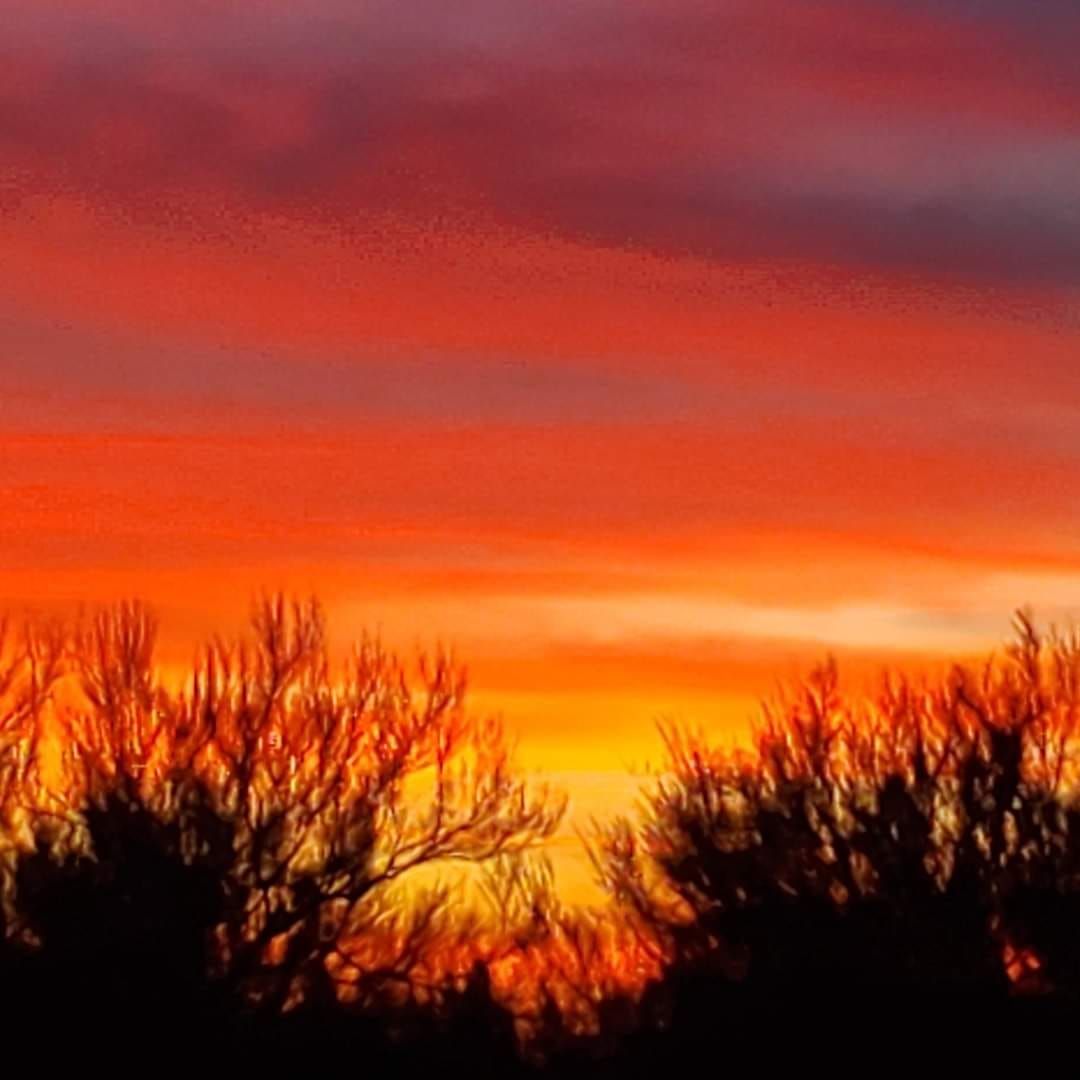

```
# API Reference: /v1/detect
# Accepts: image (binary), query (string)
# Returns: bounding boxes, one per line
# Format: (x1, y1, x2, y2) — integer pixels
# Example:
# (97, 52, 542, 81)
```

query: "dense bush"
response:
(596, 613, 1080, 1060)
(4, 603, 1080, 1071)
(0, 598, 560, 1070)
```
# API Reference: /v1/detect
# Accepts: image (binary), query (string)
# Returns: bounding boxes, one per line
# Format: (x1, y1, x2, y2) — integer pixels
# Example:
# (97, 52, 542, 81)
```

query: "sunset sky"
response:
(3, 2, 1080, 891)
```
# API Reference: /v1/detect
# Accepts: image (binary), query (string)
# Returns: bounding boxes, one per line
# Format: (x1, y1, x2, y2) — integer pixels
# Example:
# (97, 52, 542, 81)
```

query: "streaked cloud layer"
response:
(6, 1, 1080, 281)
(3, 0, 1080, 788)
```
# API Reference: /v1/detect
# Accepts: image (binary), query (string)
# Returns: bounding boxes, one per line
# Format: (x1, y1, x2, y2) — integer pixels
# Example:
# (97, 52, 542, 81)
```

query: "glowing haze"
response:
(3, 1, 1080, 892)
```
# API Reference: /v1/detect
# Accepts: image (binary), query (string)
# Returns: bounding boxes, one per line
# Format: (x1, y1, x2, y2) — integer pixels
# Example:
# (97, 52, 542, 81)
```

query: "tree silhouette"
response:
(0, 596, 564, 1066)
(8, 602, 1080, 1070)
(596, 612, 1080, 1054)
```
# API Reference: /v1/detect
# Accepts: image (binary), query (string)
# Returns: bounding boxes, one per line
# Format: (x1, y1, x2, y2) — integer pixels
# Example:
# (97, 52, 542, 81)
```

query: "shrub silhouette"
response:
(0, 597, 563, 1068)
(8, 602, 1080, 1071)
(596, 612, 1080, 1057)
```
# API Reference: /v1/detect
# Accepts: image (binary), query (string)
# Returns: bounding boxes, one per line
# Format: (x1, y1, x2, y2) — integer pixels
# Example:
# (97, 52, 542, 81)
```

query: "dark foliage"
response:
(0, 598, 558, 1073)
(5, 604, 1080, 1074)
(596, 613, 1080, 1066)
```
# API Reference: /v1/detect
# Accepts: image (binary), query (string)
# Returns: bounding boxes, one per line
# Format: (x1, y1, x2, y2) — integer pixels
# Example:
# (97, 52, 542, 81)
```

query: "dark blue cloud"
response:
(2, 1, 1078, 286)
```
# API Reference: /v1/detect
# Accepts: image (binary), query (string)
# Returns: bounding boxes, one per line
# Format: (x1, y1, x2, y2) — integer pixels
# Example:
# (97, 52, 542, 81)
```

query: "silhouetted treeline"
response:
(3, 601, 1080, 1073)
(594, 611, 1080, 1066)
(0, 598, 558, 1072)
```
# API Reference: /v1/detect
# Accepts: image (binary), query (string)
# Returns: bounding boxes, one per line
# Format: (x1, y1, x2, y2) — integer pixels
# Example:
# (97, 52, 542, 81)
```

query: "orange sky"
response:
(4, 0, 1080, 898)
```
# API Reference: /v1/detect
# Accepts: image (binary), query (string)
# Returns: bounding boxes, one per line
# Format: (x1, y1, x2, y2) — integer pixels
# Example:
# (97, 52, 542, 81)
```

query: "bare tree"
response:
(45, 594, 565, 1023)
(0, 618, 66, 901)
(596, 611, 1080, 1032)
